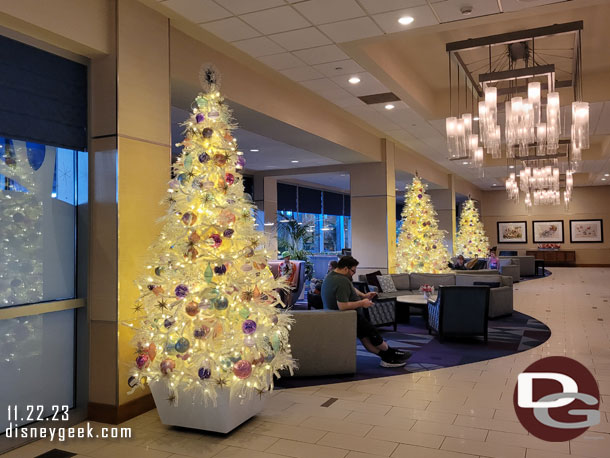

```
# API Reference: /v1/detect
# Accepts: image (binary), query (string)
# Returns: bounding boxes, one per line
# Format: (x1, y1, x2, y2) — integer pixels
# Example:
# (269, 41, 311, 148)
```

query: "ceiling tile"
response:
(293, 0, 365, 25)
(240, 5, 310, 34)
(499, 0, 568, 13)
(300, 78, 345, 95)
(312, 59, 365, 77)
(372, 5, 438, 33)
(163, 0, 232, 23)
(257, 52, 305, 70)
(200, 17, 260, 41)
(318, 17, 383, 43)
(595, 102, 610, 135)
(358, 0, 428, 14)
(269, 27, 332, 51)
(430, 0, 500, 23)
(331, 72, 389, 96)
(280, 66, 324, 82)
(293, 45, 350, 65)
(232, 36, 285, 57)
(218, 0, 285, 15)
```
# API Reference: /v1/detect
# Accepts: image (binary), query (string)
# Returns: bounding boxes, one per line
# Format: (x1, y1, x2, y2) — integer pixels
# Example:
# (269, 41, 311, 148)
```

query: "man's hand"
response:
(364, 291, 377, 300)
(360, 298, 374, 308)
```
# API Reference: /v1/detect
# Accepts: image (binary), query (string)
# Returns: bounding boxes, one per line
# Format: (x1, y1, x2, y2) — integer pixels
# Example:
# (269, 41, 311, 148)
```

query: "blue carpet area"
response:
(275, 311, 551, 389)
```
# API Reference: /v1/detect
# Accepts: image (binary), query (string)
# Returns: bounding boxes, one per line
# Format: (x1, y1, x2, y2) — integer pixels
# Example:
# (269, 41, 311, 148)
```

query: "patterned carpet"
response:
(275, 310, 551, 389)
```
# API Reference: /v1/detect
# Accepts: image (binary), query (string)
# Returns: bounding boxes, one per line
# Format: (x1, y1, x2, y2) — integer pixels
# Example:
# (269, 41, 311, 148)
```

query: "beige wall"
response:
(481, 187, 610, 265)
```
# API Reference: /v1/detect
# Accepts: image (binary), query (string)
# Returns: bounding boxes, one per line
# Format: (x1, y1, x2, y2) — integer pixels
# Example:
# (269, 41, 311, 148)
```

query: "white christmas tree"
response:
(455, 198, 489, 258)
(126, 66, 294, 404)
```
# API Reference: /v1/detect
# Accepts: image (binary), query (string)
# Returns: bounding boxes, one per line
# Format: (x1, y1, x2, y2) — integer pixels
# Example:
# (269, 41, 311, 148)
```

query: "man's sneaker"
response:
(379, 348, 411, 368)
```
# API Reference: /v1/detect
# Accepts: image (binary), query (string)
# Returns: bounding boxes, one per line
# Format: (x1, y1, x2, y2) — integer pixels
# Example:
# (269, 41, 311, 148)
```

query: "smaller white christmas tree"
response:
(455, 198, 489, 258)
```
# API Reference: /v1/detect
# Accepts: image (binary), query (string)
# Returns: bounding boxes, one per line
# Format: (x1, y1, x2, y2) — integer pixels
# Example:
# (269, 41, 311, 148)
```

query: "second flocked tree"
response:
(396, 176, 450, 273)
(127, 66, 294, 404)
(455, 198, 489, 258)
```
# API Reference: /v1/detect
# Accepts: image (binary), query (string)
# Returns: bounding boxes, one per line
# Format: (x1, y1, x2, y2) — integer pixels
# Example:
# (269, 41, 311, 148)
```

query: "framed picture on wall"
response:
(570, 219, 604, 243)
(497, 221, 527, 243)
(533, 220, 564, 243)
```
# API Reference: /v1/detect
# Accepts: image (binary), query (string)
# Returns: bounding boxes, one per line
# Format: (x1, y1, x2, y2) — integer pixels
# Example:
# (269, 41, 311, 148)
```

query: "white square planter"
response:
(149, 381, 267, 433)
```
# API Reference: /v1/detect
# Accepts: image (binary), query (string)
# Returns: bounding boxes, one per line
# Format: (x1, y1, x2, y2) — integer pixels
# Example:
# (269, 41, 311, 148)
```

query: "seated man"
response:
(321, 256, 410, 368)
(449, 254, 467, 270)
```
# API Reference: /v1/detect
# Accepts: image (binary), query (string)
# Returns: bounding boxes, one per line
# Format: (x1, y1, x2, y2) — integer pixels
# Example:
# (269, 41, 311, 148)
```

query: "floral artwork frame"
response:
(569, 219, 604, 243)
(533, 220, 564, 243)
(497, 221, 527, 243)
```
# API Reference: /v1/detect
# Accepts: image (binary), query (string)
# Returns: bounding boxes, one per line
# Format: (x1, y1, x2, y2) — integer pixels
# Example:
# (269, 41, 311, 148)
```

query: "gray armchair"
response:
(427, 286, 490, 342)
(285, 310, 357, 377)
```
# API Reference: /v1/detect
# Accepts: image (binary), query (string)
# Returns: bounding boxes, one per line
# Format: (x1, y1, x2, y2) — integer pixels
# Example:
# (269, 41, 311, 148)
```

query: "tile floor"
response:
(6, 267, 610, 458)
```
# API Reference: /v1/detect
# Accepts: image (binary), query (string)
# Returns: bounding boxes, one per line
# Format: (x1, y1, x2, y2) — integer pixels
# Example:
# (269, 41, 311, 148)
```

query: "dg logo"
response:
(513, 356, 600, 441)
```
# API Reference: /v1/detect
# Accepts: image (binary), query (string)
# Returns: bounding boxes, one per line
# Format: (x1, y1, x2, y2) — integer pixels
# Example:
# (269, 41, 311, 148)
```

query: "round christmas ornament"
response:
(198, 367, 211, 379)
(208, 110, 220, 120)
(214, 264, 227, 275)
(136, 354, 149, 369)
(195, 95, 207, 108)
(152, 285, 164, 296)
(154, 266, 163, 276)
(160, 359, 176, 375)
(244, 335, 255, 347)
(236, 156, 246, 168)
(193, 325, 210, 339)
(213, 296, 229, 310)
(208, 234, 222, 248)
(195, 113, 204, 123)
(242, 319, 257, 335)
(239, 308, 250, 319)
(232, 360, 252, 379)
(189, 231, 201, 243)
(163, 318, 174, 329)
(175, 337, 190, 353)
(169, 179, 180, 189)
(225, 173, 235, 185)
(185, 301, 199, 316)
(175, 284, 189, 298)
(223, 228, 234, 238)
(271, 315, 278, 325)
(202, 127, 214, 138)
(181, 212, 197, 226)
(213, 154, 227, 166)
(198, 152, 210, 163)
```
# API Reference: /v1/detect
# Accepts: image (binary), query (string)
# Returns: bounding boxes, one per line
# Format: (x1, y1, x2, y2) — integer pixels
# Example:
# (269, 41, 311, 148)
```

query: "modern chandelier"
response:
(445, 22, 588, 207)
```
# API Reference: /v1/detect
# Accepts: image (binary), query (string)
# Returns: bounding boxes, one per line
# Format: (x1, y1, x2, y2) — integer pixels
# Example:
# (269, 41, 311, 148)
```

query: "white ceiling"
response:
(160, 0, 610, 190)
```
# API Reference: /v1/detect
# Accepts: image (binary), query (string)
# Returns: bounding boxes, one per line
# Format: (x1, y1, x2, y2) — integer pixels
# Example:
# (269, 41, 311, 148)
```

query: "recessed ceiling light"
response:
(473, 116, 479, 121)
(291, 160, 299, 163)
(605, 173, 610, 177)
(385, 104, 395, 110)
(492, 183, 497, 186)
(249, 149, 259, 152)
(348, 76, 360, 84)
(462, 161, 469, 165)
(398, 16, 414, 25)
(509, 165, 515, 169)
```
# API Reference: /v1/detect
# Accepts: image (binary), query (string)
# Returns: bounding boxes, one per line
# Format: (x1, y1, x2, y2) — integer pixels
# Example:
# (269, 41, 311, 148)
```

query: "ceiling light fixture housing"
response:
(398, 16, 414, 25)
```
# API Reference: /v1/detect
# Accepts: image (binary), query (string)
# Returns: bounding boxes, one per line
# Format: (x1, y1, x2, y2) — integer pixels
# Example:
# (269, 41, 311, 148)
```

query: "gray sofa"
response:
(285, 310, 356, 377)
(499, 255, 535, 277)
(361, 272, 513, 319)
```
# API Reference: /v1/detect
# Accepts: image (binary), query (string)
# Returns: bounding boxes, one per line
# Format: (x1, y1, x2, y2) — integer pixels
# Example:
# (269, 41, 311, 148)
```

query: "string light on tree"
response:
(126, 64, 294, 405)
(455, 198, 489, 258)
(396, 175, 450, 274)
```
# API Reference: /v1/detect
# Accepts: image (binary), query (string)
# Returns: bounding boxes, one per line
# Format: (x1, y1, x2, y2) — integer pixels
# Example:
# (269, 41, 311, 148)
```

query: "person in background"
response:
(278, 251, 297, 305)
(321, 256, 411, 368)
(327, 260, 338, 274)
(449, 255, 467, 270)
(488, 246, 498, 269)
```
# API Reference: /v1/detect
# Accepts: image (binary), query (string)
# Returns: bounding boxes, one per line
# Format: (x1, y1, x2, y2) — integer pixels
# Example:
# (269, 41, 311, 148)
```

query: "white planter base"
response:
(149, 381, 267, 433)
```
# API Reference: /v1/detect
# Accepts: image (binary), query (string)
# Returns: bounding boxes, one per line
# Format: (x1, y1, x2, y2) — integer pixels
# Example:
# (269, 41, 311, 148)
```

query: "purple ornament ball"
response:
(198, 152, 210, 163)
(196, 113, 204, 123)
(223, 228, 234, 238)
(232, 360, 252, 379)
(242, 319, 257, 335)
(198, 367, 211, 379)
(175, 284, 189, 298)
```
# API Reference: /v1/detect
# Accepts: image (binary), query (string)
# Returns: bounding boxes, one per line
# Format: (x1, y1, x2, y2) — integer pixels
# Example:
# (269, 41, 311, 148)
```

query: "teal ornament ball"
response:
(154, 266, 163, 276)
(175, 337, 190, 353)
(213, 296, 229, 310)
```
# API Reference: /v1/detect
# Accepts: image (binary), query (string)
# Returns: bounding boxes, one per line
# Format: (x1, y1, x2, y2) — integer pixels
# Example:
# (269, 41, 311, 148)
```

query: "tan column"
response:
(350, 139, 396, 274)
(89, 0, 170, 423)
(429, 174, 456, 256)
(254, 175, 278, 256)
